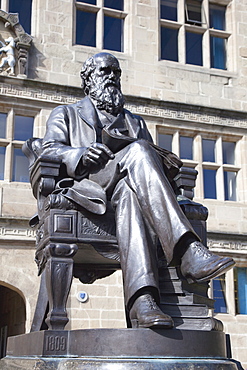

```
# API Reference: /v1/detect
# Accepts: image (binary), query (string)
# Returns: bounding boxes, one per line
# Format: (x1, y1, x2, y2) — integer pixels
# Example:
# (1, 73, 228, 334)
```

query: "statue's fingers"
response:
(93, 143, 114, 159)
(87, 151, 101, 163)
(89, 147, 111, 163)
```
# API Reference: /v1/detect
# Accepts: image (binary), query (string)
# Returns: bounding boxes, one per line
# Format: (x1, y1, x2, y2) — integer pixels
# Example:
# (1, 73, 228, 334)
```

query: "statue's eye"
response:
(101, 67, 111, 75)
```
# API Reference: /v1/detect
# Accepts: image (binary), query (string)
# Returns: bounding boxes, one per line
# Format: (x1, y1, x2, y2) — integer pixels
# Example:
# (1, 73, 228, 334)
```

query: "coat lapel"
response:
(124, 109, 140, 138)
(76, 97, 141, 143)
(77, 96, 100, 130)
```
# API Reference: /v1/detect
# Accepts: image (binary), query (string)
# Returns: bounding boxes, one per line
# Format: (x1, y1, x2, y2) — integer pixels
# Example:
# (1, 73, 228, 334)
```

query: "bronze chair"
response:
(23, 138, 217, 333)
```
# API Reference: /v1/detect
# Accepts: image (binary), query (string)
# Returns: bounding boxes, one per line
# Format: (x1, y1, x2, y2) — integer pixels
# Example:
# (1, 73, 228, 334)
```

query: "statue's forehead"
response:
(94, 55, 120, 69)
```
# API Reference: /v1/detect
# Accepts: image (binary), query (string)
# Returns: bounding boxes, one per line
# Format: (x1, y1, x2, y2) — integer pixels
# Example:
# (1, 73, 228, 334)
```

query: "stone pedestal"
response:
(0, 328, 241, 370)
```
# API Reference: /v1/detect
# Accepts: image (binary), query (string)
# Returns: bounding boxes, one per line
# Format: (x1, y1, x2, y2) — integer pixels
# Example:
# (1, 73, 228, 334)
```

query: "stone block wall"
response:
(27, 0, 247, 112)
(67, 271, 126, 330)
(0, 0, 247, 367)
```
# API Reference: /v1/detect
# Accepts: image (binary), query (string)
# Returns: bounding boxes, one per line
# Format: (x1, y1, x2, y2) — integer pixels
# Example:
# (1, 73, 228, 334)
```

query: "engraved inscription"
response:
(45, 335, 67, 352)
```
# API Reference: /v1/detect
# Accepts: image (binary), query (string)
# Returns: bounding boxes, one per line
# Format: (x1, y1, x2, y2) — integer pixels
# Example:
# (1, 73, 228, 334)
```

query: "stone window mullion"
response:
(194, 134, 203, 199)
(97, 7, 103, 49)
(177, 0, 185, 64)
(178, 25, 186, 64)
(203, 29, 210, 68)
(4, 143, 12, 182)
(1, 0, 9, 12)
(225, 269, 236, 316)
(216, 136, 224, 201)
(172, 131, 180, 157)
(4, 109, 14, 182)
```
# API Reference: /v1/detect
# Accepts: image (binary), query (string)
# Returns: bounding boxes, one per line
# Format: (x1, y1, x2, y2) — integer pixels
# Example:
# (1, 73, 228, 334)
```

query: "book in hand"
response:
(102, 125, 182, 181)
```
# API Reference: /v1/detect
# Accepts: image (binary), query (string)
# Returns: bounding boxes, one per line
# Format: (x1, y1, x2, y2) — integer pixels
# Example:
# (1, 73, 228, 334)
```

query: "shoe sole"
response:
(186, 259, 235, 284)
(131, 318, 174, 329)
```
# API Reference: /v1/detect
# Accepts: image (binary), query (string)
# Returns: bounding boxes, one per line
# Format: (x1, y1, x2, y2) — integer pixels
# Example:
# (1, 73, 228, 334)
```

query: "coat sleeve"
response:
(42, 105, 88, 179)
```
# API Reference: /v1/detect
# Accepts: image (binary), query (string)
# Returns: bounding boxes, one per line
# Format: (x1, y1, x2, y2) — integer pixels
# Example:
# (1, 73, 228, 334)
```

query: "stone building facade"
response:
(0, 0, 246, 367)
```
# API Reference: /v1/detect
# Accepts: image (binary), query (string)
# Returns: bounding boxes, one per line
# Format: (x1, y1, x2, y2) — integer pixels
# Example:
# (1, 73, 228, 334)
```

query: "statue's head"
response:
(80, 52, 121, 94)
(80, 53, 125, 115)
(4, 36, 15, 47)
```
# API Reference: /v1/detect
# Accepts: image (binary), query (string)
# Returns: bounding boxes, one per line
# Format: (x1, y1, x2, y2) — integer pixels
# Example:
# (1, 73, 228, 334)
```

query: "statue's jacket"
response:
(39, 96, 186, 277)
(42, 96, 182, 216)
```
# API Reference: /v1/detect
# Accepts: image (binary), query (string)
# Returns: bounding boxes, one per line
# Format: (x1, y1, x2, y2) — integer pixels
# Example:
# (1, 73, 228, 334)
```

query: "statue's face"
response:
(85, 53, 124, 115)
(89, 54, 121, 91)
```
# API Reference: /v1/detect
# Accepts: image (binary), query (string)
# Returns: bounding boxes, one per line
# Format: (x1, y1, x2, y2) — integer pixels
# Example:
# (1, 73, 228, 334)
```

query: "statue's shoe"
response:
(181, 241, 235, 284)
(129, 294, 174, 329)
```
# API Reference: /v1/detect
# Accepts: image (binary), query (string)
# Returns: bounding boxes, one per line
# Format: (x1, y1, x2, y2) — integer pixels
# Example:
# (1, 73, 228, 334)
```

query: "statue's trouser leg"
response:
(111, 177, 160, 307)
(90, 140, 198, 307)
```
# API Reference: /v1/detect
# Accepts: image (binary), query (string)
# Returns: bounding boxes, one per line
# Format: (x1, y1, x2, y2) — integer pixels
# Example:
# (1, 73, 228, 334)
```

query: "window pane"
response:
(203, 169, 217, 199)
(224, 171, 236, 201)
(9, 0, 32, 34)
(210, 36, 226, 70)
(104, 0, 123, 11)
(158, 133, 172, 152)
(210, 5, 225, 31)
(0, 113, 7, 138)
(202, 139, 216, 162)
(104, 16, 123, 52)
(213, 275, 227, 313)
(77, 0, 96, 3)
(180, 136, 193, 160)
(12, 148, 29, 182)
(234, 268, 247, 315)
(76, 10, 96, 47)
(14, 116, 34, 141)
(161, 27, 178, 62)
(186, 32, 202, 66)
(185, 0, 202, 25)
(0, 147, 5, 180)
(160, 0, 177, 21)
(223, 141, 235, 165)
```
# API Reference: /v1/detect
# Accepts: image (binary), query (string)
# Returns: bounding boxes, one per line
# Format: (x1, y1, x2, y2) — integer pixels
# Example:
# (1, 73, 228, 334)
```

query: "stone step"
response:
(160, 303, 209, 317)
(160, 292, 214, 308)
(173, 317, 223, 331)
(159, 280, 209, 297)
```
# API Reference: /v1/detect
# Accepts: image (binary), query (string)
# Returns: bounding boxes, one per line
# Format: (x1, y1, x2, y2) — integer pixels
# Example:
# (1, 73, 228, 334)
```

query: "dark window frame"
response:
(160, 0, 230, 70)
(75, 0, 127, 52)
(157, 129, 240, 202)
(0, 108, 36, 183)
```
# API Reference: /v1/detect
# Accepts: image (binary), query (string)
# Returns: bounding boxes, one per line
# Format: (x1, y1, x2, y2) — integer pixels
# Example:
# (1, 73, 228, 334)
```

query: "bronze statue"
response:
(41, 52, 235, 330)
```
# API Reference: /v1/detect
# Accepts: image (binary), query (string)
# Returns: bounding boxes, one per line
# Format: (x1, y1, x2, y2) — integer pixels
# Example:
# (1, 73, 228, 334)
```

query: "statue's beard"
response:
(89, 84, 125, 116)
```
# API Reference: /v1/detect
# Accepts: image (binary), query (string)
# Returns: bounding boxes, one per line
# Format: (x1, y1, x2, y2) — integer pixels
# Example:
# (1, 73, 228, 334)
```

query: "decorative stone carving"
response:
(0, 10, 32, 77)
(0, 36, 16, 75)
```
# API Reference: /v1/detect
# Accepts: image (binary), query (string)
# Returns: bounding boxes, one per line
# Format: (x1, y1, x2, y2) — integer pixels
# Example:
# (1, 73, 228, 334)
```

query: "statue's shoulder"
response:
(51, 99, 85, 115)
(124, 108, 143, 123)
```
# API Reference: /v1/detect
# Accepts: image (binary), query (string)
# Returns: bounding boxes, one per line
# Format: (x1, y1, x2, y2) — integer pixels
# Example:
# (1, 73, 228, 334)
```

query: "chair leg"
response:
(30, 272, 48, 332)
(44, 243, 78, 330)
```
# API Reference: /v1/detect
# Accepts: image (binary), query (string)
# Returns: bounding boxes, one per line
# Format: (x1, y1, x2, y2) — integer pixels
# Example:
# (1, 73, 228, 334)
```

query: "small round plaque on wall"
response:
(77, 291, 89, 303)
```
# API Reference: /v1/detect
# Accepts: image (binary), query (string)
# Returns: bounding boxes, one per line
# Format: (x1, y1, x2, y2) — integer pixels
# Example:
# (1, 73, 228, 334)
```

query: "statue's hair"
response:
(80, 55, 96, 95)
(80, 52, 120, 95)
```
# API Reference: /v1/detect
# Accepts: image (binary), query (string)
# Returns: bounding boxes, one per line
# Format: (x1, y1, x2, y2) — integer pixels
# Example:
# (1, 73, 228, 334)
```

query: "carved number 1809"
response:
(45, 335, 67, 351)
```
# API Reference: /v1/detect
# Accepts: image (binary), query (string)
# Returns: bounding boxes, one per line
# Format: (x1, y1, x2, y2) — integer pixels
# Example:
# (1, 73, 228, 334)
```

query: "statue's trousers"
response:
(89, 140, 197, 306)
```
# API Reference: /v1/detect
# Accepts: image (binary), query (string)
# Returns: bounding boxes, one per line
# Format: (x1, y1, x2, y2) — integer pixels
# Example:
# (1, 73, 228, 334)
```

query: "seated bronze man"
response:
(42, 52, 235, 329)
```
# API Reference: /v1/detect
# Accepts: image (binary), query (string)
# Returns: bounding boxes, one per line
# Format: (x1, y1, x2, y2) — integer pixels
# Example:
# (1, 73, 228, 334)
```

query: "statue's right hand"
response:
(82, 143, 115, 169)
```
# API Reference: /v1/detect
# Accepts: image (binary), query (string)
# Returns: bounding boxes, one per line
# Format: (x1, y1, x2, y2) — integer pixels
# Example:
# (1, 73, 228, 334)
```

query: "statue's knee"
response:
(128, 139, 151, 156)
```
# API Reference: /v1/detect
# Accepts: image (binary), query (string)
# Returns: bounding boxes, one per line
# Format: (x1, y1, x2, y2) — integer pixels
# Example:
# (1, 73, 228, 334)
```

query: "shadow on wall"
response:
(0, 284, 26, 358)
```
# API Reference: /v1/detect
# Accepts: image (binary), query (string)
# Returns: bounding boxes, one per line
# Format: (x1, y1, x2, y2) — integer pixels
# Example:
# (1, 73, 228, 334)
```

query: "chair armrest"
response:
(30, 155, 62, 199)
(23, 138, 62, 199)
(174, 166, 198, 200)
